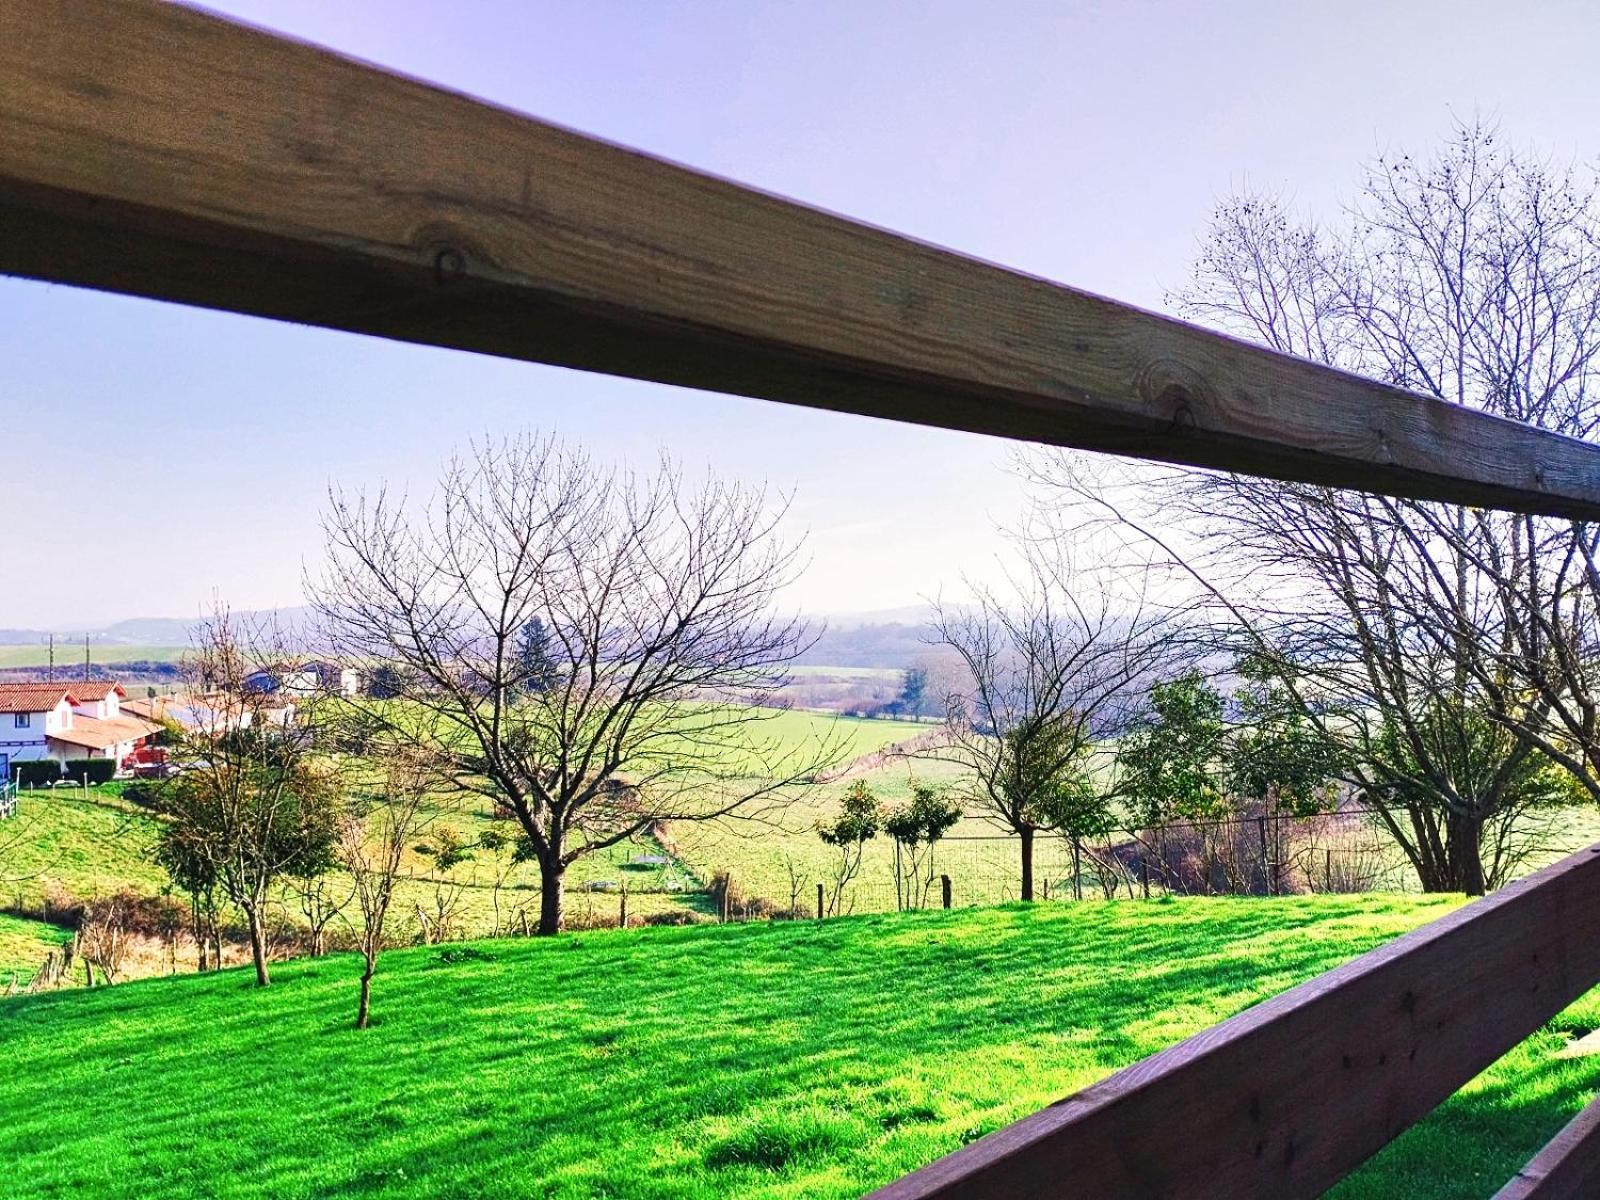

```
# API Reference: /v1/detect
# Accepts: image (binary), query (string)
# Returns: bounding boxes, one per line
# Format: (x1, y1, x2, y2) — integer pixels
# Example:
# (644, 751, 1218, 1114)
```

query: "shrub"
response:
(121, 779, 166, 809)
(63, 759, 117, 785)
(641, 910, 713, 927)
(14, 759, 64, 787)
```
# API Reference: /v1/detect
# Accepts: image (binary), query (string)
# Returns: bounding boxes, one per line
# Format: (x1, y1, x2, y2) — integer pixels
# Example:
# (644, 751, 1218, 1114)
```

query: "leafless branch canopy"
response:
(312, 432, 834, 931)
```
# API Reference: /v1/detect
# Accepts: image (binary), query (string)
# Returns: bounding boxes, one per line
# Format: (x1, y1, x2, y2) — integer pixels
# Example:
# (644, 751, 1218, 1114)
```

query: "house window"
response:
(14, 713, 30, 729)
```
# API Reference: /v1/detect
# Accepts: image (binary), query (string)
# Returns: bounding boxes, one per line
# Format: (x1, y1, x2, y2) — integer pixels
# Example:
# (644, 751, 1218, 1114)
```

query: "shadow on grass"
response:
(5, 895, 1572, 1200)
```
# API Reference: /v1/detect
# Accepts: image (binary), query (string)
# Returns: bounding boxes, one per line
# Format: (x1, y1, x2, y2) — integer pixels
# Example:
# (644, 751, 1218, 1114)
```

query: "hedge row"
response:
(12, 758, 118, 786)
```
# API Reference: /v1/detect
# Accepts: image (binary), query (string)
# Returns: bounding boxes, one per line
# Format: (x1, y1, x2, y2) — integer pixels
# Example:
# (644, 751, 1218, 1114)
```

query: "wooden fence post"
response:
(816, 882, 824, 921)
(1257, 816, 1272, 896)
(941, 875, 952, 910)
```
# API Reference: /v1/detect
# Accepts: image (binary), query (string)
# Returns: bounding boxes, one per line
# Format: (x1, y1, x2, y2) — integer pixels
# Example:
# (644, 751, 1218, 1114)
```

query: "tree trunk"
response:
(355, 960, 375, 1029)
(1019, 827, 1035, 902)
(537, 858, 566, 935)
(244, 903, 271, 986)
(1448, 812, 1487, 896)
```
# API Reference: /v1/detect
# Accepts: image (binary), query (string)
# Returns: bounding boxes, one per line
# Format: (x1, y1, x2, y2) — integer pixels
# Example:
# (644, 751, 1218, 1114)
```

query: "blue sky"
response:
(5, 0, 1599, 629)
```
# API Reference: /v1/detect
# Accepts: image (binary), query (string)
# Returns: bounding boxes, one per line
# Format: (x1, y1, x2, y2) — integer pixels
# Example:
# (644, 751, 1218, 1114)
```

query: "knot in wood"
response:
(434, 246, 466, 285)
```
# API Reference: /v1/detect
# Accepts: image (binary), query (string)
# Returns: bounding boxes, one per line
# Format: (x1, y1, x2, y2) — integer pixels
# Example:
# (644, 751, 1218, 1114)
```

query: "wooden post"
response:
(816, 882, 824, 921)
(1140, 855, 1150, 899)
(618, 889, 627, 930)
(941, 875, 952, 910)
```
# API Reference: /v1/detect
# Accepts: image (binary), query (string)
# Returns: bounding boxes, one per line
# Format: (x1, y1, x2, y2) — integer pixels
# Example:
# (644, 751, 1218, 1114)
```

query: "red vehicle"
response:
(121, 744, 170, 777)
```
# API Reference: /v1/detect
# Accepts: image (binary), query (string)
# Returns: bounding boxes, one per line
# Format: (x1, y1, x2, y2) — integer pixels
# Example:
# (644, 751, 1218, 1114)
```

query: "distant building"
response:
(123, 690, 296, 736)
(0, 682, 162, 777)
(242, 661, 361, 698)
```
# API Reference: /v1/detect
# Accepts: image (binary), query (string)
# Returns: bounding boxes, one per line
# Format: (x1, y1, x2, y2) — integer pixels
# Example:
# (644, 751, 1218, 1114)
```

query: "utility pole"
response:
(47, 633, 54, 682)
(83, 635, 90, 682)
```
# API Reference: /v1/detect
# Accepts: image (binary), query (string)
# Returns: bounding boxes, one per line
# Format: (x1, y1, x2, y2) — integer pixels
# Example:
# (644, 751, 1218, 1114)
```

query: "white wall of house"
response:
(0, 698, 72, 763)
(71, 691, 121, 720)
(47, 737, 135, 763)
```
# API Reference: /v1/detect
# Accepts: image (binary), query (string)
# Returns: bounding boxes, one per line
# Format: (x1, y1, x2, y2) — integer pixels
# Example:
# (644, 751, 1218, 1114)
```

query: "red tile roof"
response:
(0, 683, 77, 713)
(67, 683, 127, 702)
(47, 714, 161, 751)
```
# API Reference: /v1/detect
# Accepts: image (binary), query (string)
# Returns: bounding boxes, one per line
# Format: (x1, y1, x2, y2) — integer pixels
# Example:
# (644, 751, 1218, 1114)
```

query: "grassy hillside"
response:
(7, 894, 1591, 1199)
(0, 707, 926, 948)
(0, 913, 71, 984)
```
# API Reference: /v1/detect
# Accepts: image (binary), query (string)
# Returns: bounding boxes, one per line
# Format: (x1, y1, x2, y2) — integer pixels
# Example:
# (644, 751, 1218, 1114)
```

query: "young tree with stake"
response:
(340, 744, 435, 1029)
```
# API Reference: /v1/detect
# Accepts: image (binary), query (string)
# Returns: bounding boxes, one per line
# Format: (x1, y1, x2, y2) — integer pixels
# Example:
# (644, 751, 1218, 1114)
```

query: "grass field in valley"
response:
(0, 711, 927, 969)
(0, 643, 187, 668)
(3, 894, 1598, 1199)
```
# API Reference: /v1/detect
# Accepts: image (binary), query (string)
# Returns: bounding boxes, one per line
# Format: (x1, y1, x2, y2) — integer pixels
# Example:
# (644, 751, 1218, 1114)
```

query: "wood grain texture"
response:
(1494, 1098, 1600, 1200)
(4, 0, 1600, 516)
(867, 845, 1600, 1200)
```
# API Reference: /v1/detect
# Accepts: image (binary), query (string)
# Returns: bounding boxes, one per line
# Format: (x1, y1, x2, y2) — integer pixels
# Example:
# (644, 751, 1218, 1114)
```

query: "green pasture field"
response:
(4, 894, 1594, 1199)
(0, 644, 188, 668)
(0, 705, 924, 964)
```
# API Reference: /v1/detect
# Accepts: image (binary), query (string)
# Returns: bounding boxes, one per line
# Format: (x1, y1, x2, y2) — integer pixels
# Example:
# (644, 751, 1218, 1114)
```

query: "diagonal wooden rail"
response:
(5, 0, 1600, 519)
(6, 2, 1600, 1196)
(1494, 1095, 1600, 1199)
(868, 844, 1600, 1199)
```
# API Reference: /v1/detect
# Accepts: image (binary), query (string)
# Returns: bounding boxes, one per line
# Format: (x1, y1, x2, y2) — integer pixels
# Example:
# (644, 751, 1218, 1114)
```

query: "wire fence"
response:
(699, 804, 1599, 924)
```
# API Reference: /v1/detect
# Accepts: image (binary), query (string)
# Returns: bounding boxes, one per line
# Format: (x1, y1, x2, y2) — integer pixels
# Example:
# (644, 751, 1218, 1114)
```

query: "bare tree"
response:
(340, 744, 434, 1029)
(934, 541, 1183, 900)
(289, 871, 353, 958)
(1026, 122, 1600, 894)
(313, 434, 834, 935)
(77, 893, 132, 985)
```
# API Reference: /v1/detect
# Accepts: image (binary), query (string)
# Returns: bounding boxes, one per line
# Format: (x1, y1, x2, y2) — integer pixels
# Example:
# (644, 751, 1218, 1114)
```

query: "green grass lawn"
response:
(5, 893, 1591, 1198)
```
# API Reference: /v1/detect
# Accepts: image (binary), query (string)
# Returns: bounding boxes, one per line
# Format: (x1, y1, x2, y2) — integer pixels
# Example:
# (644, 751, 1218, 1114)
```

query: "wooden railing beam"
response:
(4, 0, 1600, 517)
(1495, 1097, 1600, 1200)
(867, 845, 1600, 1200)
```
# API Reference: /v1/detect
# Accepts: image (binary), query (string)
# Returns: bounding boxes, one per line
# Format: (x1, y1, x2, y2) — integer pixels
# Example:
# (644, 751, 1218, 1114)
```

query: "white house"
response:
(242, 661, 361, 698)
(0, 682, 162, 778)
(0, 683, 76, 777)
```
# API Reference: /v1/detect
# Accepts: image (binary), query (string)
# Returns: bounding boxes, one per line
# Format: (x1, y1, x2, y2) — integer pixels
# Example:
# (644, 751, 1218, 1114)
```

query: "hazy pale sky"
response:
(5, 0, 1599, 629)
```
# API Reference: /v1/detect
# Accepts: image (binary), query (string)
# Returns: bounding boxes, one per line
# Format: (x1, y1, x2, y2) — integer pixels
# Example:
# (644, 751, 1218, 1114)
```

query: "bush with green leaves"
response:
(817, 781, 881, 916)
(884, 782, 960, 909)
